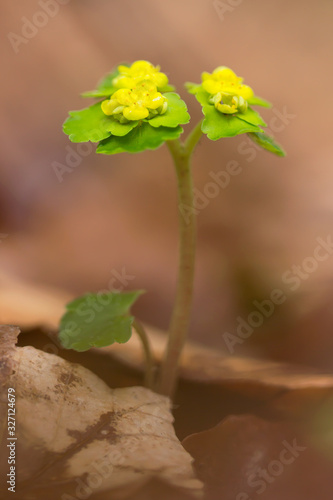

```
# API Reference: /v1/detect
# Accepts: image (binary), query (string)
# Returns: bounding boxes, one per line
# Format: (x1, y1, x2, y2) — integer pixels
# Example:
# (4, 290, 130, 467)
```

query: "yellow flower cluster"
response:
(113, 60, 168, 91)
(101, 61, 168, 122)
(202, 67, 254, 115)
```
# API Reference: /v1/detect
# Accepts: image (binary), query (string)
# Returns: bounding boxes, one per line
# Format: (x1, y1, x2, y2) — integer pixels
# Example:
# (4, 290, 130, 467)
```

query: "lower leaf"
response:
(202, 104, 262, 140)
(248, 131, 286, 156)
(59, 290, 144, 351)
(97, 123, 183, 154)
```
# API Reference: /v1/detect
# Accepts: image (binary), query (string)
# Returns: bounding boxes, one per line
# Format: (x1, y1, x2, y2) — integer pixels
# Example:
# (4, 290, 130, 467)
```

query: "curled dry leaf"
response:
(182, 414, 333, 500)
(2, 274, 333, 419)
(0, 325, 18, 428)
(0, 326, 202, 500)
(0, 270, 72, 329)
(101, 328, 333, 418)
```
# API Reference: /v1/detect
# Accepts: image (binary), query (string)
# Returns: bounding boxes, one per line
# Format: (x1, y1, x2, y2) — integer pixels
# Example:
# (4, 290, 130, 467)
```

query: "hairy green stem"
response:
(158, 121, 203, 398)
(132, 319, 155, 389)
(185, 119, 204, 157)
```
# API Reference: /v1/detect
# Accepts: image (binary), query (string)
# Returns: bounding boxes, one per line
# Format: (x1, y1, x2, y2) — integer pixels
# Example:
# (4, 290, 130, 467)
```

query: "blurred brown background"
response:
(1, 0, 333, 369)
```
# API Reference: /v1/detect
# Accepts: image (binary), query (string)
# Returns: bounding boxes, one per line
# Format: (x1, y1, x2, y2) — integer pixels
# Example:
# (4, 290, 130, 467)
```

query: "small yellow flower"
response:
(101, 80, 167, 122)
(202, 66, 254, 100)
(209, 92, 248, 115)
(113, 60, 169, 91)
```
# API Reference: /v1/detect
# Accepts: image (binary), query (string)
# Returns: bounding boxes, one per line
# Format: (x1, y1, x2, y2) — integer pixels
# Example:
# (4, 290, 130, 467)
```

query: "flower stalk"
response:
(133, 319, 155, 390)
(158, 123, 202, 398)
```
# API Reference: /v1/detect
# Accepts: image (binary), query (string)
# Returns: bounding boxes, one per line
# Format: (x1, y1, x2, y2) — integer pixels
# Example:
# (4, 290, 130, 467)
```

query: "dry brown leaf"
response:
(0, 270, 72, 329)
(0, 326, 202, 500)
(101, 328, 333, 418)
(182, 415, 333, 500)
(0, 325, 19, 437)
(2, 274, 333, 418)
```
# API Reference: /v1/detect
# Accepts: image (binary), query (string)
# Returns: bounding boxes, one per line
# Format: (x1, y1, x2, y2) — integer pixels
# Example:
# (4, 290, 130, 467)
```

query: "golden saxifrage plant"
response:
(59, 60, 285, 398)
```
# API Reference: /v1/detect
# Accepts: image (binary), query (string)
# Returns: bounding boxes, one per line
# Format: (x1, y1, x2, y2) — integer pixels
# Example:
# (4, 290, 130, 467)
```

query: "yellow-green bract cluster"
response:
(101, 61, 169, 122)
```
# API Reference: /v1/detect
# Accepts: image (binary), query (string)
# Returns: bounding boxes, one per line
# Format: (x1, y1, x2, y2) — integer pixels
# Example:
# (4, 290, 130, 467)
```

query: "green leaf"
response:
(159, 83, 175, 92)
(59, 290, 143, 352)
(248, 131, 286, 156)
(185, 82, 202, 95)
(192, 88, 210, 106)
(237, 107, 267, 127)
(202, 104, 262, 140)
(63, 103, 138, 143)
(97, 122, 183, 154)
(107, 119, 139, 137)
(81, 89, 116, 99)
(81, 67, 122, 99)
(148, 93, 190, 128)
(191, 88, 263, 140)
(247, 96, 272, 108)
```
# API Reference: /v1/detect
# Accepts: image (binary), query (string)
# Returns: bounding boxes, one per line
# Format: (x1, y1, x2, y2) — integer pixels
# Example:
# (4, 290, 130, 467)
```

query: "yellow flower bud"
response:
(210, 92, 248, 115)
(113, 60, 169, 91)
(202, 66, 253, 115)
(101, 82, 168, 122)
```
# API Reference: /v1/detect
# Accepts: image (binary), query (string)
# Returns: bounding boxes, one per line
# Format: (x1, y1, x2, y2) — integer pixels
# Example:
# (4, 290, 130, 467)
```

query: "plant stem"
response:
(132, 319, 155, 390)
(185, 119, 204, 157)
(158, 121, 203, 398)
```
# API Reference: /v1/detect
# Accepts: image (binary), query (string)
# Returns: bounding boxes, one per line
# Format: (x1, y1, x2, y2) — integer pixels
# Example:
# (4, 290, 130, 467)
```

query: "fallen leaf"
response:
(0, 270, 71, 329)
(3, 275, 333, 419)
(0, 325, 202, 500)
(0, 325, 19, 437)
(183, 415, 333, 500)
(101, 328, 333, 419)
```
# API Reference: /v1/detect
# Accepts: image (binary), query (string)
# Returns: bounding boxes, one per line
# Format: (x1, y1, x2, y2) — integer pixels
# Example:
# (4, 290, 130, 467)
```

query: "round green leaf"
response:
(189, 86, 274, 139)
(185, 82, 202, 95)
(97, 122, 184, 155)
(248, 131, 286, 156)
(247, 96, 272, 108)
(81, 66, 122, 99)
(59, 290, 143, 352)
(63, 103, 138, 143)
(148, 93, 190, 128)
(159, 83, 176, 92)
(202, 104, 262, 140)
(107, 118, 139, 137)
(81, 89, 117, 99)
(193, 88, 211, 106)
(237, 107, 267, 127)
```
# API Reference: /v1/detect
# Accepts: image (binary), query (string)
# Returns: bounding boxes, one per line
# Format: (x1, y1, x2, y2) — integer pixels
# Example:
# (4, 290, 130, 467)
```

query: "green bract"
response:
(63, 64, 189, 155)
(59, 290, 143, 352)
(81, 67, 121, 99)
(97, 123, 183, 155)
(63, 102, 139, 143)
(248, 131, 286, 157)
(186, 76, 285, 157)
